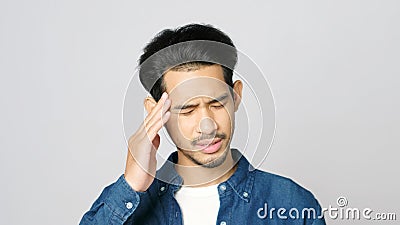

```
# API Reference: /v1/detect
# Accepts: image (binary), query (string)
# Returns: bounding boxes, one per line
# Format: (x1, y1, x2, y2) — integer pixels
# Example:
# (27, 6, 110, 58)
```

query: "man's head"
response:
(139, 24, 242, 168)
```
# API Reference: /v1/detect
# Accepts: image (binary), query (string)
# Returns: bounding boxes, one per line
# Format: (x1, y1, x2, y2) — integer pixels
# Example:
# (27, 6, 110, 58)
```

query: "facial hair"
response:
(182, 145, 230, 168)
(180, 132, 229, 168)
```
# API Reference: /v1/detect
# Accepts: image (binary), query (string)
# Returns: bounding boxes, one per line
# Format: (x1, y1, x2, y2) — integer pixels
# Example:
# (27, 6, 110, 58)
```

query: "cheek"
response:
(165, 114, 196, 141)
(214, 108, 235, 133)
(165, 116, 179, 141)
(177, 115, 197, 137)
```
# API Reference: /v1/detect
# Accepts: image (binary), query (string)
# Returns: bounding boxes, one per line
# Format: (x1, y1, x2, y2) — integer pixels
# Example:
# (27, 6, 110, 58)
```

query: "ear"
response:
(144, 96, 157, 114)
(232, 80, 243, 112)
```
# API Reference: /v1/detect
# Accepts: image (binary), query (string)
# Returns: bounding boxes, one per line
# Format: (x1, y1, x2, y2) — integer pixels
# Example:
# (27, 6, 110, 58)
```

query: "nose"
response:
(198, 117, 217, 135)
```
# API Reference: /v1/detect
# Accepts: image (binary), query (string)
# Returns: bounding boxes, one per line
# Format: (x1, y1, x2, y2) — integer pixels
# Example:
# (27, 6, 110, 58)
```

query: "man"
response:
(79, 24, 326, 225)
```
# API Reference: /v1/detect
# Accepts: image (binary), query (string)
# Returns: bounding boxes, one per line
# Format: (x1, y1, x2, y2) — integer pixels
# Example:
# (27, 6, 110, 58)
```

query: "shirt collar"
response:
(156, 149, 255, 202)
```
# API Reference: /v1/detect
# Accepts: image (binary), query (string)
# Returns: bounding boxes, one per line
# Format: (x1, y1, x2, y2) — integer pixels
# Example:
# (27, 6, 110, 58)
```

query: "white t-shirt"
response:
(174, 184, 220, 225)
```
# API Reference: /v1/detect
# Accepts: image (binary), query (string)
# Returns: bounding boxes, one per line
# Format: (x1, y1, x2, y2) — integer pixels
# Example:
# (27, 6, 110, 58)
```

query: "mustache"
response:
(191, 133, 227, 146)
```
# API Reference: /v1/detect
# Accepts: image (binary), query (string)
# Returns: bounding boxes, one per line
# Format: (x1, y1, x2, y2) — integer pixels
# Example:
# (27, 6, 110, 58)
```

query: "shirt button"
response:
(126, 202, 133, 209)
(160, 186, 166, 192)
(243, 192, 249, 198)
(219, 184, 227, 191)
(220, 221, 227, 225)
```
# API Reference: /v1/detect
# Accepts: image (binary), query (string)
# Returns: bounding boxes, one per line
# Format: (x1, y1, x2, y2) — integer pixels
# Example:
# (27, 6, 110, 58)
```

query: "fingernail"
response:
(161, 92, 167, 99)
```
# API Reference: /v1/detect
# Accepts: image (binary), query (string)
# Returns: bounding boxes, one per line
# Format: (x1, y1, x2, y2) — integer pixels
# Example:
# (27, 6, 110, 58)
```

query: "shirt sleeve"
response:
(79, 175, 141, 225)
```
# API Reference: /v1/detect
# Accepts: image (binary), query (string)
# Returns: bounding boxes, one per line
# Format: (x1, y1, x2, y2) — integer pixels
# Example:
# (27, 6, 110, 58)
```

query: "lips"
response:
(195, 138, 221, 146)
(195, 138, 223, 154)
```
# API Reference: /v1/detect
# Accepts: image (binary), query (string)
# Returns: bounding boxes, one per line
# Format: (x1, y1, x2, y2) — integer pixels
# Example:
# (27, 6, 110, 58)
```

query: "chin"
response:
(201, 152, 229, 168)
(195, 145, 230, 168)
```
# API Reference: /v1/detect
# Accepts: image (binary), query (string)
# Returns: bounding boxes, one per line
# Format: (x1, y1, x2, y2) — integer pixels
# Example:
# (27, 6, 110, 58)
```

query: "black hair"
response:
(138, 23, 238, 101)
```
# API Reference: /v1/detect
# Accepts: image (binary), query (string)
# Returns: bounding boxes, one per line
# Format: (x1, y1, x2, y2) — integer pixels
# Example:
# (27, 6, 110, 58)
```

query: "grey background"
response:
(0, 0, 399, 224)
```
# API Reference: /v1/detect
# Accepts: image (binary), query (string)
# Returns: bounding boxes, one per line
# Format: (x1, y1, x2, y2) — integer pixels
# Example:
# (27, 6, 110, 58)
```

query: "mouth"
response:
(195, 138, 223, 154)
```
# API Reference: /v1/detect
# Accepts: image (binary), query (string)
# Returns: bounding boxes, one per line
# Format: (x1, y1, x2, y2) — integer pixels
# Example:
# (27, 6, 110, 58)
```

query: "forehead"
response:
(163, 64, 225, 90)
(163, 65, 230, 103)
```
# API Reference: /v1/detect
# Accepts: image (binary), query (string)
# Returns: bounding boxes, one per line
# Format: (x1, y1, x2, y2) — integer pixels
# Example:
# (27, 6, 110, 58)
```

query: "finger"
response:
(144, 92, 169, 124)
(146, 110, 171, 140)
(146, 111, 171, 141)
(145, 98, 171, 131)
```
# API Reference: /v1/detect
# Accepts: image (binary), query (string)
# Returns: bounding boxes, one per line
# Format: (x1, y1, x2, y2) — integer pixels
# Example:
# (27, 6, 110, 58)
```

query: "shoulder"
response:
(251, 169, 320, 208)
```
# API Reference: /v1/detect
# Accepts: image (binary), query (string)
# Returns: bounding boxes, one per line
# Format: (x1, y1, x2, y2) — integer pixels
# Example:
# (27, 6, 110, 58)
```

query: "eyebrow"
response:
(172, 93, 229, 110)
(207, 93, 229, 104)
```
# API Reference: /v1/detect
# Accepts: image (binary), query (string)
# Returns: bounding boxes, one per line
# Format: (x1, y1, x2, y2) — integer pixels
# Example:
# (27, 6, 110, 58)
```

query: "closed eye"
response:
(211, 104, 224, 109)
(180, 109, 195, 115)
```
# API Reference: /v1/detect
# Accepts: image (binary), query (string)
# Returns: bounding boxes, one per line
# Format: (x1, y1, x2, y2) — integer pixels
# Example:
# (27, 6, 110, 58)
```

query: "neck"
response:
(175, 149, 238, 187)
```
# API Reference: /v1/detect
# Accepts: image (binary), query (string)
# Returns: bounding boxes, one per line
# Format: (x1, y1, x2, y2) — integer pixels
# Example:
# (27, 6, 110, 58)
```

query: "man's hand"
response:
(124, 92, 171, 192)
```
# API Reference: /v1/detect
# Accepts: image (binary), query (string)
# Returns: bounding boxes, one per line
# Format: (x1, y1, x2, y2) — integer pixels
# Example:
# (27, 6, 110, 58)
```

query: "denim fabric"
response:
(80, 149, 326, 225)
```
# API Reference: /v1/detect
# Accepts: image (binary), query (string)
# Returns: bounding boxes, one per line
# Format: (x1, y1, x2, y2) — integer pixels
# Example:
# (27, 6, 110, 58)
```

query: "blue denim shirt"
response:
(79, 149, 326, 225)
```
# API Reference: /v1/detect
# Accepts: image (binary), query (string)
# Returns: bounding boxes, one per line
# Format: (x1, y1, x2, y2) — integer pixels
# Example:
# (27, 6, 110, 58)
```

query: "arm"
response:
(79, 92, 171, 224)
(79, 175, 140, 225)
